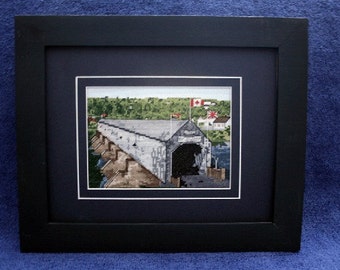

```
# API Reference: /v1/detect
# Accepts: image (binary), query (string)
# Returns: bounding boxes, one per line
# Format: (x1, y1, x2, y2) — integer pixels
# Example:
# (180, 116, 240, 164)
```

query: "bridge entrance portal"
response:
(172, 144, 202, 178)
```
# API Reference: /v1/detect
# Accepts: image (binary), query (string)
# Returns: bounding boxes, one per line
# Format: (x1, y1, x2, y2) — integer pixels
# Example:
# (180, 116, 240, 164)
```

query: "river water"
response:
(211, 142, 230, 172)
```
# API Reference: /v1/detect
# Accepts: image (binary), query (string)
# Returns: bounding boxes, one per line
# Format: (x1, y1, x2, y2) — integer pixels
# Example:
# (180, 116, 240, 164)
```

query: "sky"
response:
(86, 86, 231, 100)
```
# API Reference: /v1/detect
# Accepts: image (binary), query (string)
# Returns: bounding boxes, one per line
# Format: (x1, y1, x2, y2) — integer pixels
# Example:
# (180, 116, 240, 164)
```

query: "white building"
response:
(196, 117, 216, 130)
(213, 116, 231, 130)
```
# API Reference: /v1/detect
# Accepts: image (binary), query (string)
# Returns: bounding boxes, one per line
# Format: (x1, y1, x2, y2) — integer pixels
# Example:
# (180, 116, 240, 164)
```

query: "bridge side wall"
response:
(98, 123, 167, 182)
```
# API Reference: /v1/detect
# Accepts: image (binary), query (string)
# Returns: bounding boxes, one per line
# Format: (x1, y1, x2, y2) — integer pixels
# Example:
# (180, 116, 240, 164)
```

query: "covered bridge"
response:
(97, 119, 212, 184)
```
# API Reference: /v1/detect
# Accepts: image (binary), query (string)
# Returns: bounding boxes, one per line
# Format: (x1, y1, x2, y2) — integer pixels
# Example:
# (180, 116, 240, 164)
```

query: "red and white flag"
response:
(207, 111, 218, 119)
(170, 113, 181, 119)
(190, 98, 204, 107)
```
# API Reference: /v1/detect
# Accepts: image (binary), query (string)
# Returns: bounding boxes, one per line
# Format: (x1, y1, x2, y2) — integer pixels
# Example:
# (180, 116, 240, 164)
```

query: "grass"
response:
(202, 129, 230, 144)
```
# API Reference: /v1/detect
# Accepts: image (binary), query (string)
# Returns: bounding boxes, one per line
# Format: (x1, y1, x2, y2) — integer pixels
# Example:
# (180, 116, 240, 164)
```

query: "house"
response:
(196, 117, 215, 130)
(213, 116, 231, 130)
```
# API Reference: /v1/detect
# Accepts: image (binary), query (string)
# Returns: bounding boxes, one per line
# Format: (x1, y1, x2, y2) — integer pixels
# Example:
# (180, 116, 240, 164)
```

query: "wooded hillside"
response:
(87, 97, 230, 121)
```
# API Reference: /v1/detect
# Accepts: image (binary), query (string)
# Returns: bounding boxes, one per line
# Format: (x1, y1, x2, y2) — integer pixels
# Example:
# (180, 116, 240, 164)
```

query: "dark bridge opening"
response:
(172, 144, 202, 178)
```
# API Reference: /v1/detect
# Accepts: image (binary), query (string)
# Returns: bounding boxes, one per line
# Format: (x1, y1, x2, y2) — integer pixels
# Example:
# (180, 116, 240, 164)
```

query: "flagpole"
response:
(189, 98, 192, 121)
(170, 114, 172, 137)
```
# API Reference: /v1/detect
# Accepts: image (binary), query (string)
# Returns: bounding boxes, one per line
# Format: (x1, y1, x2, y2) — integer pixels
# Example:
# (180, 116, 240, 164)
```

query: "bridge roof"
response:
(99, 119, 189, 141)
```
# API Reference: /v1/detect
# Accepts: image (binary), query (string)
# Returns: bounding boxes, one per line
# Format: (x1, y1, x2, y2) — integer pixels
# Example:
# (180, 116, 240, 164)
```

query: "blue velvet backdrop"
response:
(1, 0, 339, 269)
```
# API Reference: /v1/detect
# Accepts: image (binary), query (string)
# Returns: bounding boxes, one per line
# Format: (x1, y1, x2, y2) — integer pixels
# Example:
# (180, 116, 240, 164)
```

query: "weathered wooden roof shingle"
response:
(99, 119, 188, 141)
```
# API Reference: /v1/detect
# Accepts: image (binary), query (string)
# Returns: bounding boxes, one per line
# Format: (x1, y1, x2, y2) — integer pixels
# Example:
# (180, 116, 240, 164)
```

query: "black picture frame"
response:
(16, 16, 308, 252)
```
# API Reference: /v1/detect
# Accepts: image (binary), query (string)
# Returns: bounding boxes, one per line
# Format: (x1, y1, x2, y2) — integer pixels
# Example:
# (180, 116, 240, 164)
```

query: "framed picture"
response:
(16, 16, 308, 252)
(78, 76, 240, 199)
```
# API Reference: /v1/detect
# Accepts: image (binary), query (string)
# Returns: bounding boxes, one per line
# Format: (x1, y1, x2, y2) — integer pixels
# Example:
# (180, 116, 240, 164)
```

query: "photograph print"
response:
(87, 86, 231, 189)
